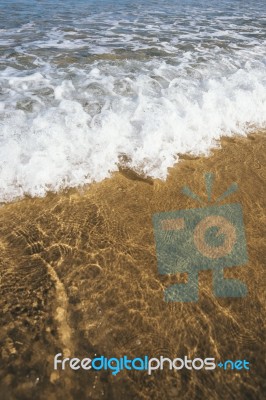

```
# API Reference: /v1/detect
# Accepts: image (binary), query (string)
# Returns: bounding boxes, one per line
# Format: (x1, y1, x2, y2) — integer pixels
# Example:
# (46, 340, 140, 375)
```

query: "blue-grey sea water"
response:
(0, 0, 265, 201)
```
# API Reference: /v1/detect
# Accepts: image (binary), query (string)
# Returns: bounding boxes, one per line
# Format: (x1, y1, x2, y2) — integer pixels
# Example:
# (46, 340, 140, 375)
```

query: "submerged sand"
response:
(0, 133, 265, 400)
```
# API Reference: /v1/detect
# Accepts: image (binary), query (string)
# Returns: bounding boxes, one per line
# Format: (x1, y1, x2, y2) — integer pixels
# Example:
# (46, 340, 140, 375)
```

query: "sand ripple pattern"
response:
(0, 134, 265, 399)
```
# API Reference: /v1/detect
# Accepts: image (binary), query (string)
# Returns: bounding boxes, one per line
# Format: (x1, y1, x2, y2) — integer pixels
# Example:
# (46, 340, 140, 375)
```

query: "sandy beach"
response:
(0, 132, 265, 399)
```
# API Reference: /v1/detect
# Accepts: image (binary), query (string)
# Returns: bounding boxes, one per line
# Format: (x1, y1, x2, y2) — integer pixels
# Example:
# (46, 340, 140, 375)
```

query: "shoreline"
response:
(0, 132, 265, 399)
(1, 130, 265, 207)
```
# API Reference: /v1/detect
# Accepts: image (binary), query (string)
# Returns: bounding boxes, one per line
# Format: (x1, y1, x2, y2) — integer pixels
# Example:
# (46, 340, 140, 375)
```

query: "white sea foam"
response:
(0, 0, 266, 202)
(1, 55, 265, 202)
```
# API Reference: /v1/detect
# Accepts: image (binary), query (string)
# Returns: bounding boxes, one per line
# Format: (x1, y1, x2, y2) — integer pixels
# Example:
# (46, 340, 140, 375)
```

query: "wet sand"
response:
(0, 133, 265, 400)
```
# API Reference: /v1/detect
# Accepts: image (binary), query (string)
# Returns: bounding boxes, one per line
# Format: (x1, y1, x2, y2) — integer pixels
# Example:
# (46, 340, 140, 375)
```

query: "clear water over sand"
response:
(0, 133, 265, 399)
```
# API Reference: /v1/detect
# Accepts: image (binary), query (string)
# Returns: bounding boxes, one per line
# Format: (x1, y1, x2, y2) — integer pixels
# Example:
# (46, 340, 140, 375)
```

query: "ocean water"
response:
(0, 0, 266, 202)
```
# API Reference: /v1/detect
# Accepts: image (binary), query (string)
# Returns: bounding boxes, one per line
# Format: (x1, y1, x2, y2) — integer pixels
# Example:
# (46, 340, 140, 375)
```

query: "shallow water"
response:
(0, 134, 265, 399)
(0, 0, 266, 201)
